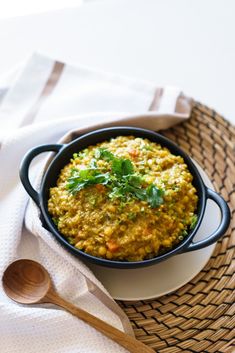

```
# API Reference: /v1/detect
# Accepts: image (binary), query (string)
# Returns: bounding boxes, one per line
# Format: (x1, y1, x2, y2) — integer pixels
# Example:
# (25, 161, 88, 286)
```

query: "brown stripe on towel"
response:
(20, 61, 65, 127)
(148, 87, 164, 111)
(175, 92, 193, 114)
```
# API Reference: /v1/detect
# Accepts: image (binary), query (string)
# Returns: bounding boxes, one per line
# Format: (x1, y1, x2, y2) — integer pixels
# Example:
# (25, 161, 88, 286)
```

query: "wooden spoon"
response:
(2, 259, 155, 353)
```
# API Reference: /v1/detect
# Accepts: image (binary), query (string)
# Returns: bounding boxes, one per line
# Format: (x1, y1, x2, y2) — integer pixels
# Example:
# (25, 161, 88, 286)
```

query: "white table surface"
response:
(0, 0, 234, 124)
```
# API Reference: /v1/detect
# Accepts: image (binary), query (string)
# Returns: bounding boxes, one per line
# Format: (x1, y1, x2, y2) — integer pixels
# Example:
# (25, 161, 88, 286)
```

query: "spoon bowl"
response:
(2, 259, 50, 304)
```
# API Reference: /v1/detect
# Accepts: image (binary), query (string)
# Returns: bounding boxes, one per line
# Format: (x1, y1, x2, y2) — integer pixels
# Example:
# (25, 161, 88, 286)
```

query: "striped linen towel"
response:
(0, 53, 192, 353)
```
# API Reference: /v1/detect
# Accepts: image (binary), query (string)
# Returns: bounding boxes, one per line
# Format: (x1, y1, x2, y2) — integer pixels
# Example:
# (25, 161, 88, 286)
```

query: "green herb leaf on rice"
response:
(146, 185, 164, 208)
(66, 148, 164, 208)
(190, 214, 198, 229)
(66, 168, 110, 194)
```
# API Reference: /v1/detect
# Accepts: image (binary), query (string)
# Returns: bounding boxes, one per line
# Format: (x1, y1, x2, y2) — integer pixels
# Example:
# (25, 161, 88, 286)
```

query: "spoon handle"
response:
(46, 291, 155, 353)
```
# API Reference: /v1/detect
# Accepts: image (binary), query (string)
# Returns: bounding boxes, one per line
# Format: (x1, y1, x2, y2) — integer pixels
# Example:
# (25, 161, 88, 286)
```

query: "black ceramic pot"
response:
(20, 127, 230, 268)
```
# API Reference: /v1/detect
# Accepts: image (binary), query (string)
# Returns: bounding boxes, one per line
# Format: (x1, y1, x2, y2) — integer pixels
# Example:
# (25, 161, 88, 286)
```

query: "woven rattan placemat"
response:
(119, 102, 235, 353)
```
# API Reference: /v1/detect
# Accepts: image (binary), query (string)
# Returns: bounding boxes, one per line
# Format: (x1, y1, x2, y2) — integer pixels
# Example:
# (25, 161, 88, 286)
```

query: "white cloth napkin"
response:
(0, 53, 193, 353)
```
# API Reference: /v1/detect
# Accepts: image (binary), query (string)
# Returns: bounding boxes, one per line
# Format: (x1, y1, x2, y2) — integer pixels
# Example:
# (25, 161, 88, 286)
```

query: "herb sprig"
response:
(190, 214, 198, 229)
(66, 168, 110, 193)
(66, 148, 164, 208)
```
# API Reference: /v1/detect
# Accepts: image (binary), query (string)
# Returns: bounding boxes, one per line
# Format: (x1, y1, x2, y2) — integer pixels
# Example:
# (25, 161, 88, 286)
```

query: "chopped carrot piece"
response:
(129, 149, 139, 157)
(143, 227, 152, 236)
(106, 240, 119, 252)
(95, 184, 106, 192)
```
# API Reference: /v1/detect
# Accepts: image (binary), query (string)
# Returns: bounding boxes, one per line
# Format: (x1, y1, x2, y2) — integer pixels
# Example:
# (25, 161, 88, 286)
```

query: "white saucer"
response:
(88, 162, 220, 300)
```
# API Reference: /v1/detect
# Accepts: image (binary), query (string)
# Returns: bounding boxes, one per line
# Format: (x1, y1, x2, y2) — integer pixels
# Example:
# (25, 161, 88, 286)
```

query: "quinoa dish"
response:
(48, 136, 198, 262)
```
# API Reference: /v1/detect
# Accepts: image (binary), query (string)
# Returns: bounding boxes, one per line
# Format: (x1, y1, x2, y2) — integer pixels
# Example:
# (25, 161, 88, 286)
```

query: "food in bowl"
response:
(48, 136, 198, 261)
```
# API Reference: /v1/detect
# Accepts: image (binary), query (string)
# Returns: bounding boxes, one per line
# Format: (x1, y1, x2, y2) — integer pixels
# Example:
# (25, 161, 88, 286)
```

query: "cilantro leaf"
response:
(95, 148, 115, 161)
(112, 158, 134, 177)
(120, 159, 134, 175)
(146, 185, 164, 208)
(190, 214, 198, 229)
(89, 158, 97, 168)
(130, 186, 147, 201)
(96, 148, 134, 177)
(66, 148, 165, 208)
(127, 175, 142, 188)
(66, 168, 110, 194)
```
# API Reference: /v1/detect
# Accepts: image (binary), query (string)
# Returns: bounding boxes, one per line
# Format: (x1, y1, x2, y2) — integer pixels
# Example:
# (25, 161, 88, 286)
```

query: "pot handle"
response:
(185, 188, 230, 252)
(19, 144, 64, 206)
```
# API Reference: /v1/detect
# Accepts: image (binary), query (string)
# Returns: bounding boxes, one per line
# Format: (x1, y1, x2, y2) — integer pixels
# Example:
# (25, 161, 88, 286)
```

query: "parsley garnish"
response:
(146, 184, 164, 208)
(128, 212, 137, 220)
(66, 148, 164, 208)
(190, 214, 198, 229)
(52, 217, 59, 226)
(67, 168, 110, 193)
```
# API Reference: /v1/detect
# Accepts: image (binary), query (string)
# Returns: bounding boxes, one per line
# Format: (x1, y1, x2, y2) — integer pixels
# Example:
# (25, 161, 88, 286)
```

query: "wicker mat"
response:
(119, 102, 235, 353)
